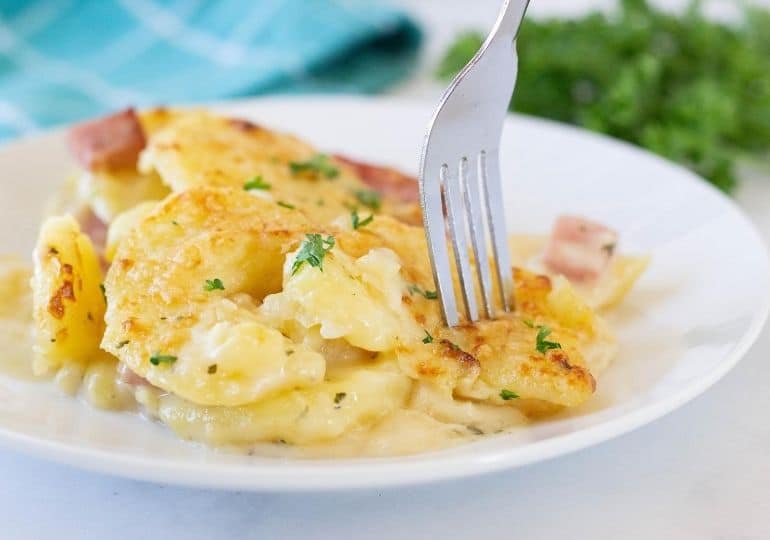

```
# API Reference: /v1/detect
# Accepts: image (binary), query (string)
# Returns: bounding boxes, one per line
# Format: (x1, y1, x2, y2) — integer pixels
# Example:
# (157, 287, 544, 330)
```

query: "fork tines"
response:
(424, 150, 514, 327)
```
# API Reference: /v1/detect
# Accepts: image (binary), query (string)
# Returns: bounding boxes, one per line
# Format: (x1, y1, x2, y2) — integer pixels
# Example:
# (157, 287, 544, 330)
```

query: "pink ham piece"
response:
(117, 362, 150, 387)
(334, 154, 420, 204)
(67, 108, 146, 171)
(543, 215, 618, 283)
(76, 207, 108, 254)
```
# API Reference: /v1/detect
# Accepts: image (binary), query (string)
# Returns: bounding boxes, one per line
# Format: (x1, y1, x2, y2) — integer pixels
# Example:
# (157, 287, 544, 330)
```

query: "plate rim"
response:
(0, 95, 768, 491)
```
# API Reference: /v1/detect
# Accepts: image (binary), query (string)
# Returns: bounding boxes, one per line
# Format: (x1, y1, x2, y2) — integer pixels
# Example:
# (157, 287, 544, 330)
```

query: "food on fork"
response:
(0, 108, 647, 457)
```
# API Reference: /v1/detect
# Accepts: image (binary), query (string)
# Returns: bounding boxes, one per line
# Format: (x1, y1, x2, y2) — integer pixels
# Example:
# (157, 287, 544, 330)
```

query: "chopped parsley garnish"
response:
(99, 283, 107, 303)
(171, 220, 179, 226)
(149, 353, 177, 366)
(203, 278, 225, 291)
(291, 234, 335, 275)
(289, 154, 339, 179)
(116, 340, 130, 349)
(243, 175, 271, 191)
(500, 389, 519, 400)
(353, 189, 381, 211)
(350, 209, 373, 230)
(535, 325, 562, 354)
(207, 364, 218, 374)
(408, 284, 438, 300)
(277, 201, 296, 210)
(422, 330, 434, 344)
(522, 318, 535, 328)
(334, 392, 347, 404)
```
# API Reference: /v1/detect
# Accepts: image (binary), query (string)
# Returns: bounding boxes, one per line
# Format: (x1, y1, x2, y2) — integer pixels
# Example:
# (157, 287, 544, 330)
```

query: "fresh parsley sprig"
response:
(351, 209, 373, 230)
(535, 325, 562, 354)
(436, 1, 770, 193)
(291, 234, 335, 275)
(243, 175, 271, 191)
(203, 278, 225, 291)
(500, 389, 519, 400)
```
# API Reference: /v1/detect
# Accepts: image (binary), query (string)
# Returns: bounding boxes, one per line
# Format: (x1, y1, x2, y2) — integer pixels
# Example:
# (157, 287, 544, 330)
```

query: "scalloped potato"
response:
(0, 108, 647, 456)
(31, 215, 105, 375)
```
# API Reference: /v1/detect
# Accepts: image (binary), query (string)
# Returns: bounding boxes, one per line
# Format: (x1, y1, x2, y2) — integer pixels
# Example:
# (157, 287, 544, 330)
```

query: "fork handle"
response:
(492, 0, 531, 40)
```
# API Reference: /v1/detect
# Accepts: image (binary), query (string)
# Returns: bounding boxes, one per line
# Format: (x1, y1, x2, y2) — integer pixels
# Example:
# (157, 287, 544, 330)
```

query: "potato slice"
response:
(31, 215, 105, 375)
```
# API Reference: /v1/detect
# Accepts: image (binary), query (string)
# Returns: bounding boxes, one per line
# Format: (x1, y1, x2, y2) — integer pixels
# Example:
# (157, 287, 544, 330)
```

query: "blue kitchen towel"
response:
(0, 0, 421, 139)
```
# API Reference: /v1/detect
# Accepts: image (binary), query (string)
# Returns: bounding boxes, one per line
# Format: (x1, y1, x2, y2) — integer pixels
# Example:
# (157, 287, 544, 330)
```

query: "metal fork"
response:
(418, 0, 530, 327)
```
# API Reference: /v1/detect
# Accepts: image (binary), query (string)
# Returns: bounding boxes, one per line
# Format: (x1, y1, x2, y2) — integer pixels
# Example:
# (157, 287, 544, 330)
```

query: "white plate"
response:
(0, 96, 767, 491)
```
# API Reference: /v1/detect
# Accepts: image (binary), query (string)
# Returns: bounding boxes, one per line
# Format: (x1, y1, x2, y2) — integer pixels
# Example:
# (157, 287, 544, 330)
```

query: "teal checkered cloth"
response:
(0, 0, 421, 139)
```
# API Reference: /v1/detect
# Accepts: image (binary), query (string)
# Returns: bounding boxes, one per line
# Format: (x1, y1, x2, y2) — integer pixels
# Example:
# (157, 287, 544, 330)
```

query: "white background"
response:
(2, 1, 770, 538)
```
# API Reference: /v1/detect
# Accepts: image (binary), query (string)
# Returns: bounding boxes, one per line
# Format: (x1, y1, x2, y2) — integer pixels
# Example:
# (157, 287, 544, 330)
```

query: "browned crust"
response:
(48, 280, 75, 319)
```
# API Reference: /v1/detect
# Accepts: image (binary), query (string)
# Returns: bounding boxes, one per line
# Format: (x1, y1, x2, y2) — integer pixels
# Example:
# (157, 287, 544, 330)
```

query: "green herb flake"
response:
(350, 209, 374, 230)
(289, 154, 339, 179)
(171, 220, 179, 226)
(203, 278, 225, 292)
(277, 201, 296, 210)
(99, 283, 107, 303)
(243, 175, 271, 191)
(149, 353, 177, 366)
(422, 330, 434, 344)
(334, 392, 347, 404)
(522, 318, 535, 328)
(535, 325, 562, 354)
(116, 340, 130, 349)
(207, 364, 218, 374)
(353, 189, 381, 211)
(500, 389, 519, 400)
(408, 284, 438, 300)
(291, 234, 335, 275)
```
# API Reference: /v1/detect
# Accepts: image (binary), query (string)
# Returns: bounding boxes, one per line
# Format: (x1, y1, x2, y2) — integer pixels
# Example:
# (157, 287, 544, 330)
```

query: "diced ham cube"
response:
(543, 215, 618, 283)
(76, 207, 107, 254)
(117, 362, 150, 387)
(334, 154, 419, 203)
(67, 108, 146, 171)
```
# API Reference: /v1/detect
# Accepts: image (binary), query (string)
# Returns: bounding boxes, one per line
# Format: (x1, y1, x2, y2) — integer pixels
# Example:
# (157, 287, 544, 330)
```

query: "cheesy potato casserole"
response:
(0, 108, 648, 457)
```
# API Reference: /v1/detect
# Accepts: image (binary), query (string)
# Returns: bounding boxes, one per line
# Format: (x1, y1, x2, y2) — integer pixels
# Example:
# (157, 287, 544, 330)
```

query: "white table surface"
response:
(2, 1, 770, 538)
